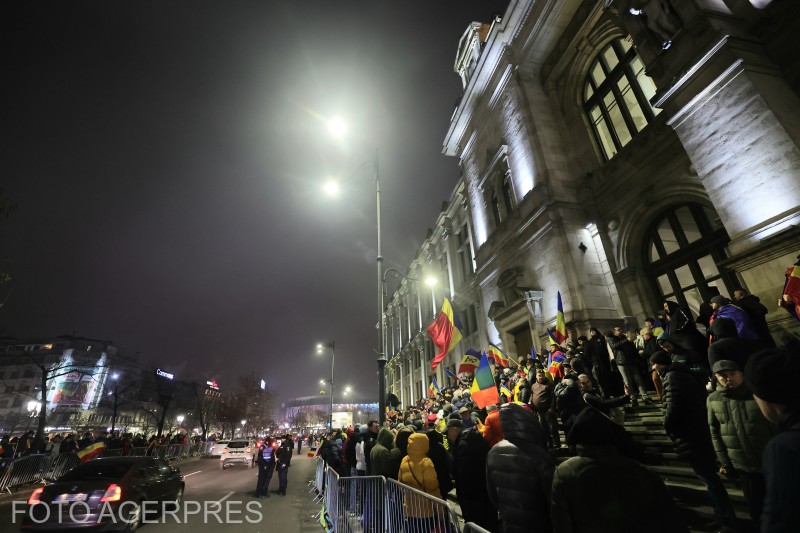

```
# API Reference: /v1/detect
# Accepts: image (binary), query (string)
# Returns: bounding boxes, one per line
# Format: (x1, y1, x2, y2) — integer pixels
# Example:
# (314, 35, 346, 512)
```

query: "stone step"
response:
(649, 464, 741, 492)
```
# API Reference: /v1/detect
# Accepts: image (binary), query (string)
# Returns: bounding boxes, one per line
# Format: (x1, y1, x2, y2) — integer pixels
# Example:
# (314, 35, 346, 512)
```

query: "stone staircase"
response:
(621, 401, 753, 532)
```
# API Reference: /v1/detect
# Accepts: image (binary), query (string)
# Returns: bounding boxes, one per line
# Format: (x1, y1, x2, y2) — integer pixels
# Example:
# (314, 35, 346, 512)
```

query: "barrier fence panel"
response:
(47, 453, 79, 481)
(314, 457, 325, 496)
(324, 467, 340, 531)
(334, 476, 386, 533)
(384, 478, 461, 533)
(129, 447, 148, 456)
(101, 448, 124, 457)
(3, 455, 47, 492)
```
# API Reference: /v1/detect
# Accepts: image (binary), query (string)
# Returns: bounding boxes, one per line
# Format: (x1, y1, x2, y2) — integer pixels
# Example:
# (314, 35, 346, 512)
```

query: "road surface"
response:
(0, 452, 321, 533)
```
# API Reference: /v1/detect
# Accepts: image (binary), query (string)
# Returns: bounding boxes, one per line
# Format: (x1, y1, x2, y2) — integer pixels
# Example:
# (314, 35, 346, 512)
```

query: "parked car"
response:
(21, 456, 184, 531)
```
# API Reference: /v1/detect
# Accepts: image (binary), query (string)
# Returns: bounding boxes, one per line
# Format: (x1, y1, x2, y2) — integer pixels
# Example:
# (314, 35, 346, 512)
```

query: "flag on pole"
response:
(445, 368, 459, 380)
(469, 352, 500, 408)
(432, 376, 441, 394)
(76, 441, 106, 463)
(427, 298, 464, 370)
(487, 342, 510, 368)
(546, 327, 560, 346)
(428, 381, 436, 397)
(554, 291, 568, 344)
(458, 349, 481, 374)
(499, 383, 513, 401)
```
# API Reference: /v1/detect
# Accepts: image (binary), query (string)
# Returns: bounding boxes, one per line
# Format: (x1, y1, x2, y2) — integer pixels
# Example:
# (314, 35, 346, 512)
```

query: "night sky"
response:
(1, 1, 509, 409)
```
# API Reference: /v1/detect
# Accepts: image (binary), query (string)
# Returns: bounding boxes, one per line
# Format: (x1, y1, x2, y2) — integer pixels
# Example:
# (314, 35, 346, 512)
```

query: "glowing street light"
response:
(177, 415, 185, 424)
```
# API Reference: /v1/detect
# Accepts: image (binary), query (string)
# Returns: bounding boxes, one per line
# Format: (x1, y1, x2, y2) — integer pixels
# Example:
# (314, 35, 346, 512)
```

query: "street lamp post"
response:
(382, 268, 437, 416)
(317, 342, 336, 430)
(240, 419, 246, 438)
(324, 120, 385, 425)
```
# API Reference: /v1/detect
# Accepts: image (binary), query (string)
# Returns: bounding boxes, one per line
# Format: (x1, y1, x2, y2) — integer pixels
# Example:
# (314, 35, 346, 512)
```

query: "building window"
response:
(490, 193, 502, 226)
(584, 38, 660, 160)
(456, 224, 475, 280)
(644, 203, 737, 317)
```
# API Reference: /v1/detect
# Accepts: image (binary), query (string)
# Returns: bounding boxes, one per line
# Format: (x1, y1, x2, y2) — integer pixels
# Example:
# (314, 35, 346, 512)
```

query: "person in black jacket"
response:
(255, 438, 277, 498)
(607, 326, 651, 406)
(554, 374, 586, 436)
(578, 373, 632, 416)
(516, 376, 531, 405)
(586, 328, 616, 396)
(487, 404, 554, 533)
(425, 428, 453, 497)
(733, 289, 776, 347)
(276, 435, 293, 496)
(650, 352, 740, 532)
(447, 418, 498, 532)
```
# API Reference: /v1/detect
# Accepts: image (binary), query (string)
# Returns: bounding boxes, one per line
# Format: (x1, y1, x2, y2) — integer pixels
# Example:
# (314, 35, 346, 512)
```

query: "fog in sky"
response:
(1, 0, 510, 407)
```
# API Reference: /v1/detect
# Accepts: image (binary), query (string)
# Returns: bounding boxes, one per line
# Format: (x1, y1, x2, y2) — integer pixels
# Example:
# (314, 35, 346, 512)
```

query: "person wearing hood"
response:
(425, 428, 453, 497)
(320, 431, 346, 477)
(745, 348, 800, 533)
(355, 424, 369, 475)
(650, 351, 740, 532)
(709, 295, 758, 341)
(707, 317, 760, 369)
(487, 403, 554, 533)
(447, 417, 498, 532)
(658, 332, 710, 384)
(398, 433, 442, 529)
(369, 427, 394, 477)
(386, 426, 414, 480)
(707, 360, 775, 526)
(732, 289, 775, 347)
(551, 407, 687, 533)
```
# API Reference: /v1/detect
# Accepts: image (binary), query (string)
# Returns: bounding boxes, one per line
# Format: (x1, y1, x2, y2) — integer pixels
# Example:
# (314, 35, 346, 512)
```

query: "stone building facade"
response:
(386, 0, 799, 403)
(444, 0, 799, 356)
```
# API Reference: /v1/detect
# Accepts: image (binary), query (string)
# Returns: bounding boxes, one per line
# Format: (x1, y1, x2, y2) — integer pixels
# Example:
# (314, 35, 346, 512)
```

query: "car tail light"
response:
(28, 487, 44, 505)
(100, 484, 122, 502)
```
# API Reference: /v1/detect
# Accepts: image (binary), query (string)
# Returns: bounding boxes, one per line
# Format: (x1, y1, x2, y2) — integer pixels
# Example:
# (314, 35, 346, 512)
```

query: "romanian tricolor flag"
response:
(554, 291, 568, 344)
(427, 298, 464, 370)
(499, 383, 513, 402)
(428, 381, 436, 397)
(469, 352, 499, 409)
(445, 368, 459, 380)
(547, 349, 567, 380)
(458, 350, 481, 374)
(546, 327, 560, 347)
(432, 376, 441, 394)
(487, 342, 510, 368)
(76, 441, 106, 463)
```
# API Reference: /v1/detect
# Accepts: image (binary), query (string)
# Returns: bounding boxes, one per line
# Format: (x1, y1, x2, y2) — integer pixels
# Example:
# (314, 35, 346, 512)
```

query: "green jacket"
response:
(369, 427, 394, 477)
(706, 383, 776, 472)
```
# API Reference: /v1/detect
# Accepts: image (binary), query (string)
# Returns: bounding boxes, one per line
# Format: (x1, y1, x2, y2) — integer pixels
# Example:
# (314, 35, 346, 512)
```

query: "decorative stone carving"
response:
(524, 290, 544, 325)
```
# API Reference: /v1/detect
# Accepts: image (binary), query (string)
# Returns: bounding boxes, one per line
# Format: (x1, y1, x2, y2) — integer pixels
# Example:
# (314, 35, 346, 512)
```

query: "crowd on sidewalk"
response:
(316, 294, 800, 533)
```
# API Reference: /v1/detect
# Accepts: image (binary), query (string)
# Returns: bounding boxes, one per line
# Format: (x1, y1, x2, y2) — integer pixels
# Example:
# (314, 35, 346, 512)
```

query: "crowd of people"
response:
(315, 293, 799, 533)
(0, 429, 203, 460)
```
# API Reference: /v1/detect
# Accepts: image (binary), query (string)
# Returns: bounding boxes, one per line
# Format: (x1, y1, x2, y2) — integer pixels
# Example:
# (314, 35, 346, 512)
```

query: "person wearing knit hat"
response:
(707, 359, 775, 524)
(745, 348, 800, 532)
(709, 294, 759, 341)
(652, 346, 741, 531)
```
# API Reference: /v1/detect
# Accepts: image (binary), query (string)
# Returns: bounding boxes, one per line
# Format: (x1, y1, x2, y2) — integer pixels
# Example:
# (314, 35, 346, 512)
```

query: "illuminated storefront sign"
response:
(156, 368, 174, 380)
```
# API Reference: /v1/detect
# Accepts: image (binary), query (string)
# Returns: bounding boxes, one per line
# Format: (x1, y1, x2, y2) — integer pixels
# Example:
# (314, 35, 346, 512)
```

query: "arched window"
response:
(584, 38, 661, 160)
(643, 204, 737, 317)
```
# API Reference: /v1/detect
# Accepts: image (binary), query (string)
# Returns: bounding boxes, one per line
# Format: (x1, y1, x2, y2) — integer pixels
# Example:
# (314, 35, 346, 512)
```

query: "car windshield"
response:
(227, 441, 248, 448)
(59, 462, 134, 481)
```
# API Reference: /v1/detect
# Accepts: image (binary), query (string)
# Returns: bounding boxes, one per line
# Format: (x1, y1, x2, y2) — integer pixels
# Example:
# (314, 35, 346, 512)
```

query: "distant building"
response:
(387, 0, 800, 403)
(0, 335, 143, 434)
(281, 395, 378, 430)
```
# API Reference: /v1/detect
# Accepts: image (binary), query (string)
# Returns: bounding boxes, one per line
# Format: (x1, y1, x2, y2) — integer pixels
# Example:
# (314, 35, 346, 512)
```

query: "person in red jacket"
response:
(482, 404, 503, 447)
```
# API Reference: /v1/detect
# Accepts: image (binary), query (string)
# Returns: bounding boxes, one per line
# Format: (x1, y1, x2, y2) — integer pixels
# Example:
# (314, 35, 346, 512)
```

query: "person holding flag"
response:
(546, 342, 567, 380)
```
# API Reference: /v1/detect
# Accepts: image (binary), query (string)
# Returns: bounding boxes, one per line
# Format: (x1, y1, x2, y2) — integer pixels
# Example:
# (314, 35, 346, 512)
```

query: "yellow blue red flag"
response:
(427, 298, 463, 370)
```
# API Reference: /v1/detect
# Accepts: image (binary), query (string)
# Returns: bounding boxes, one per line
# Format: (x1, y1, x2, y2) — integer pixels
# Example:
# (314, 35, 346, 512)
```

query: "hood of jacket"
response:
(499, 403, 546, 448)
(377, 427, 394, 449)
(709, 317, 738, 339)
(406, 432, 429, 458)
(394, 427, 413, 454)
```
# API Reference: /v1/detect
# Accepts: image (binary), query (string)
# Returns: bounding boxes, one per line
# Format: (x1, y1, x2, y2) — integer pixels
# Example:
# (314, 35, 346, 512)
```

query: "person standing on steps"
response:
(255, 437, 277, 498)
(276, 434, 293, 496)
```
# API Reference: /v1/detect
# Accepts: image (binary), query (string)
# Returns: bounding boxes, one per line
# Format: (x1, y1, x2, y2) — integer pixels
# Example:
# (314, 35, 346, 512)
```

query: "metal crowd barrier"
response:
(0, 454, 47, 493)
(313, 457, 325, 497)
(315, 464, 462, 533)
(385, 478, 460, 533)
